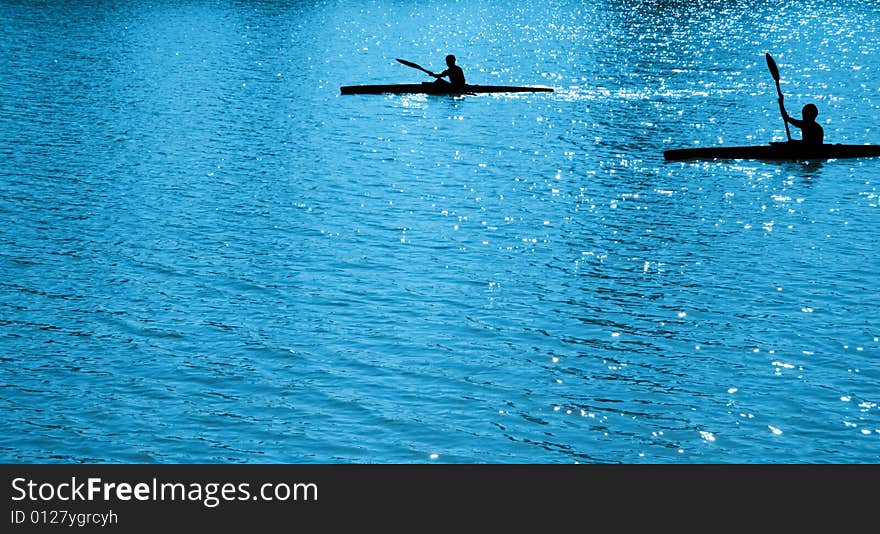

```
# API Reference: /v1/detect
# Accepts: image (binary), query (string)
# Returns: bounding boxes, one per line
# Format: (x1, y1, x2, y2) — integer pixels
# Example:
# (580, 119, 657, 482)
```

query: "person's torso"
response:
(803, 122, 824, 144)
(448, 65, 465, 86)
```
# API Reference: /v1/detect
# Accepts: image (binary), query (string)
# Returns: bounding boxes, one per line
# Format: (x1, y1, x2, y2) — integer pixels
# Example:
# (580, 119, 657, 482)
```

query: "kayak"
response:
(664, 142, 880, 161)
(340, 83, 554, 95)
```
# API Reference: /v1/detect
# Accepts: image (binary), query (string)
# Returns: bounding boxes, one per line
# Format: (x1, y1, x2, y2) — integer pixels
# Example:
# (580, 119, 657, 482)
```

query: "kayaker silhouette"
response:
(429, 55, 466, 88)
(779, 98, 824, 144)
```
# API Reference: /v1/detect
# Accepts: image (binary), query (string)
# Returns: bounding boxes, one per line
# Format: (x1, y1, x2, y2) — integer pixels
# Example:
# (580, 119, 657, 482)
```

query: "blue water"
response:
(1, 0, 878, 463)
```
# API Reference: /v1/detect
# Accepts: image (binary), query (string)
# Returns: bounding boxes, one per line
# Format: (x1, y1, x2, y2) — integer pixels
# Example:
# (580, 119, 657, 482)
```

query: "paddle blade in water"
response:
(766, 53, 780, 81)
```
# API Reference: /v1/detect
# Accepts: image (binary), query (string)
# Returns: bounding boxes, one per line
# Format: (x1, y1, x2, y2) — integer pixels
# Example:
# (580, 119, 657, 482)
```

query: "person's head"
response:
(802, 103, 819, 121)
(446, 54, 456, 67)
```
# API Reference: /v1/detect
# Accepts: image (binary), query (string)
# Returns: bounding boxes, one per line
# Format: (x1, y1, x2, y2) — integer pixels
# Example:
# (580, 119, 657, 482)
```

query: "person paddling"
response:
(779, 98, 824, 144)
(429, 55, 466, 88)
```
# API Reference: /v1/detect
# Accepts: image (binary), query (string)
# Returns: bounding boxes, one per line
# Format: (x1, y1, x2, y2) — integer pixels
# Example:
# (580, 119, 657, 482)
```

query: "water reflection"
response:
(783, 160, 825, 178)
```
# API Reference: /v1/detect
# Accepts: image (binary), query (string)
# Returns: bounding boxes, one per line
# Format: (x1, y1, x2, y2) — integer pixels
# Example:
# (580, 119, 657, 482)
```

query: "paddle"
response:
(396, 58, 434, 77)
(766, 53, 792, 142)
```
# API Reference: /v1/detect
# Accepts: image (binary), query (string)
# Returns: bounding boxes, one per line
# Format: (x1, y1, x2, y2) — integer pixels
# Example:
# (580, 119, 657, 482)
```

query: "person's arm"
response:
(432, 68, 450, 79)
(778, 97, 804, 126)
(785, 114, 804, 127)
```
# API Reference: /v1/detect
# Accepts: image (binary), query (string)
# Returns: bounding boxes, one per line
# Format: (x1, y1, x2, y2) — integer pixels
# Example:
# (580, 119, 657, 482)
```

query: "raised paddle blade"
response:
(765, 53, 792, 141)
(765, 53, 780, 81)
(396, 58, 433, 76)
(396, 58, 421, 69)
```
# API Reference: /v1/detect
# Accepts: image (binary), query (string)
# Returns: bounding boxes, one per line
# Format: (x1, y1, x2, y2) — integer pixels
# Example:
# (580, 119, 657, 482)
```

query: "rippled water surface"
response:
(2, 0, 879, 463)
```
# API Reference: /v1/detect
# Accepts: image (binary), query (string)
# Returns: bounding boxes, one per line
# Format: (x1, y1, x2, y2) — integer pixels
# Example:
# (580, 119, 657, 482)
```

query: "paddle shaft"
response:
(396, 58, 434, 77)
(766, 54, 792, 141)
